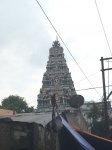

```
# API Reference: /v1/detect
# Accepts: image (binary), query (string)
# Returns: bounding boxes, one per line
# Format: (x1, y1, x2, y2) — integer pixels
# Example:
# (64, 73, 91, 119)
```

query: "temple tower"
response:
(37, 40, 76, 111)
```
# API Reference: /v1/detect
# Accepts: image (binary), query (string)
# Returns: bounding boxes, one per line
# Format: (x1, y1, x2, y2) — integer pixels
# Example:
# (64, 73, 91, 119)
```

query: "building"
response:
(81, 101, 111, 113)
(0, 113, 112, 150)
(37, 40, 76, 111)
(0, 109, 16, 116)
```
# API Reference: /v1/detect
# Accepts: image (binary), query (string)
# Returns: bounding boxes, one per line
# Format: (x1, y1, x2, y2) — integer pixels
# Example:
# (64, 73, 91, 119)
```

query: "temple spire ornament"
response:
(37, 40, 77, 111)
(52, 40, 60, 48)
(56, 35, 58, 41)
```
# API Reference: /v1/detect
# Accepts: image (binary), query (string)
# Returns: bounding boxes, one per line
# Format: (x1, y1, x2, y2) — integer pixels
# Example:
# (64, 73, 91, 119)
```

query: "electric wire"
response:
(28, 100, 37, 104)
(35, 0, 101, 97)
(76, 85, 112, 92)
(74, 71, 100, 84)
(27, 84, 112, 104)
(94, 0, 112, 56)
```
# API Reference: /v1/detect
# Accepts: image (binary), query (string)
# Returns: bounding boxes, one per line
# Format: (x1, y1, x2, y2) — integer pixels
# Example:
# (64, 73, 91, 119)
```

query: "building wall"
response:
(0, 112, 89, 150)
(46, 111, 89, 132)
(0, 122, 34, 150)
(81, 101, 111, 112)
(33, 123, 57, 150)
(0, 121, 58, 150)
(63, 111, 89, 131)
(0, 109, 16, 116)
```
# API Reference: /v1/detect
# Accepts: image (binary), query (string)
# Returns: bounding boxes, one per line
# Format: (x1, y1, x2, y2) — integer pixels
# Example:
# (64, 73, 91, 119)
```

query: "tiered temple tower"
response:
(37, 40, 76, 111)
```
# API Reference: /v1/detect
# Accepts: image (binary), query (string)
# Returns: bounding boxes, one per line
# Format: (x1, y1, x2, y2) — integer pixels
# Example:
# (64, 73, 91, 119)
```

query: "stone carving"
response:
(54, 65, 58, 71)
(52, 40, 60, 48)
(37, 40, 76, 111)
(54, 76, 59, 86)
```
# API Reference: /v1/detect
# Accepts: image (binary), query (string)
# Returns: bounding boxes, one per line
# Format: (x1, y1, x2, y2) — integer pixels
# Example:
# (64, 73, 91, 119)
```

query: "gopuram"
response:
(37, 40, 77, 111)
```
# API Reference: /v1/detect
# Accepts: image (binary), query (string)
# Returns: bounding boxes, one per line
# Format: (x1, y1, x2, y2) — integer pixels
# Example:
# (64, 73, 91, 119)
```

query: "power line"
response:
(27, 85, 112, 105)
(35, 0, 101, 97)
(94, 0, 112, 56)
(28, 100, 37, 104)
(76, 85, 112, 92)
(74, 71, 100, 84)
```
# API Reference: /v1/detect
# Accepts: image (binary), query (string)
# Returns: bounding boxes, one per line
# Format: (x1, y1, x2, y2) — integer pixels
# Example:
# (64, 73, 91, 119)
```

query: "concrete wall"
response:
(63, 111, 89, 131)
(0, 112, 89, 150)
(46, 111, 89, 132)
(0, 121, 58, 150)
(0, 109, 16, 116)
(33, 124, 57, 150)
(0, 122, 34, 150)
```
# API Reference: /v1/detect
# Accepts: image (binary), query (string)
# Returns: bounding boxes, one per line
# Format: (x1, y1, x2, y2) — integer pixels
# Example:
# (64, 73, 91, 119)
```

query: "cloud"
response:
(0, 0, 53, 107)
(0, 0, 112, 107)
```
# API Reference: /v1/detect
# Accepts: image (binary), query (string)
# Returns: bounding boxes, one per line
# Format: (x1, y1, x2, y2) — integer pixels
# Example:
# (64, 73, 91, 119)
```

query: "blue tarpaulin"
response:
(59, 114, 95, 150)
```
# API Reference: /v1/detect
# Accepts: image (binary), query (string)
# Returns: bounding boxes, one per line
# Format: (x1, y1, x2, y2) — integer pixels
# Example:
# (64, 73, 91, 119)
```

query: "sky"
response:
(0, 0, 112, 108)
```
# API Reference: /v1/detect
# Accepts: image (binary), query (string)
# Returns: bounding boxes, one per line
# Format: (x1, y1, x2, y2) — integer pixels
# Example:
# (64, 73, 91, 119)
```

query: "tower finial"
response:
(56, 35, 58, 41)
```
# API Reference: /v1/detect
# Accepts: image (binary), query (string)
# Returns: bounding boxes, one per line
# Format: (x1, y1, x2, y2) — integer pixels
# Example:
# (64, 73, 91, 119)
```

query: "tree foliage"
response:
(91, 119, 105, 137)
(91, 118, 112, 138)
(86, 102, 112, 138)
(86, 102, 101, 120)
(1, 95, 34, 113)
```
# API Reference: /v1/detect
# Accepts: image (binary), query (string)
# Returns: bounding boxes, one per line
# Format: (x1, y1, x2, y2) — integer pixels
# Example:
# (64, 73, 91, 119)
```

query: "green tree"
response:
(91, 119, 105, 137)
(86, 102, 112, 138)
(1, 95, 34, 113)
(91, 118, 112, 138)
(86, 102, 101, 120)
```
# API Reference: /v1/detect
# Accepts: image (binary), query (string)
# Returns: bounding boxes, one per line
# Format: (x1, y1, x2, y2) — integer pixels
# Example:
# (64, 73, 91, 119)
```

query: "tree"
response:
(86, 102, 112, 138)
(91, 119, 105, 137)
(87, 102, 101, 120)
(91, 118, 112, 138)
(1, 95, 34, 113)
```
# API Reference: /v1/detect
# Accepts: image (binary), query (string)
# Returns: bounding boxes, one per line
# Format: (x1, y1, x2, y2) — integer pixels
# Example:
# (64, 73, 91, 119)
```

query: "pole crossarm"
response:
(101, 68, 112, 71)
(106, 91, 112, 100)
(100, 57, 112, 61)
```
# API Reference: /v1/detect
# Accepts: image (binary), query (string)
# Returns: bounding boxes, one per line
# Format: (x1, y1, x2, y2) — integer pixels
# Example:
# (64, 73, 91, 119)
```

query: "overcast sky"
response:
(0, 0, 112, 108)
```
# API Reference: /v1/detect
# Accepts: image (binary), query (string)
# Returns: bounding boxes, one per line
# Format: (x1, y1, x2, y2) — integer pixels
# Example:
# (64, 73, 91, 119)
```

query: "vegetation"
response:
(86, 102, 102, 120)
(91, 118, 112, 138)
(86, 102, 112, 138)
(1, 95, 34, 113)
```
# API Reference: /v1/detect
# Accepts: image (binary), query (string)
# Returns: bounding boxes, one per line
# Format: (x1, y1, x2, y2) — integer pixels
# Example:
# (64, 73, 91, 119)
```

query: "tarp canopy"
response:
(73, 126, 112, 150)
(59, 114, 95, 150)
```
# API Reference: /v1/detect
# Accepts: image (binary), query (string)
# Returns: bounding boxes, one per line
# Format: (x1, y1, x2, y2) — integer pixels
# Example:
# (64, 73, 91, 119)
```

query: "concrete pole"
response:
(100, 57, 109, 139)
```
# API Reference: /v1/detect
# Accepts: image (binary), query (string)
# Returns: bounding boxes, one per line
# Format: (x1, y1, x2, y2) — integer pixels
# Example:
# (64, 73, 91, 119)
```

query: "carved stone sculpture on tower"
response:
(37, 40, 77, 111)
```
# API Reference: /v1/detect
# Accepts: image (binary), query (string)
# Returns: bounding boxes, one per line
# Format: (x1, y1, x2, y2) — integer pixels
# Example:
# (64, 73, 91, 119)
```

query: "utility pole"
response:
(100, 57, 112, 139)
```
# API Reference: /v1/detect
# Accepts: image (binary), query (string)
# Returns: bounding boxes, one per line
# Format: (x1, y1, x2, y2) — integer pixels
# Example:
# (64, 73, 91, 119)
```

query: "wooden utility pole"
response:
(100, 57, 112, 139)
